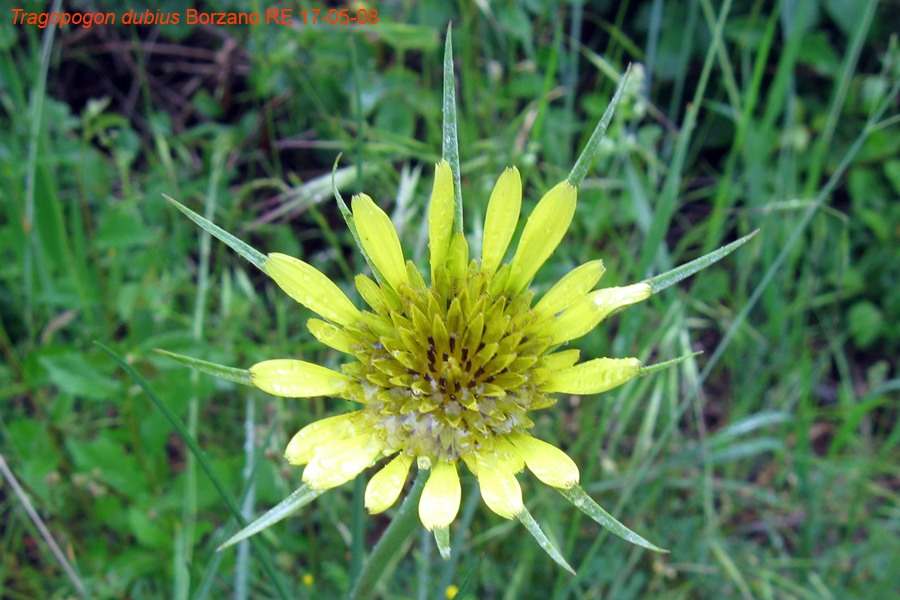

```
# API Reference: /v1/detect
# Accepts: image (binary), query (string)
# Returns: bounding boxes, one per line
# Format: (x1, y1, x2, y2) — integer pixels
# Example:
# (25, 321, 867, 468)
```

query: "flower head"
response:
(256, 160, 651, 529)
(161, 42, 757, 571)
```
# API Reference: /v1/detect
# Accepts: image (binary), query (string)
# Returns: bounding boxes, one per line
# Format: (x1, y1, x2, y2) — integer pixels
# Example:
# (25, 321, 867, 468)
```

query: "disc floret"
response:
(343, 262, 557, 463)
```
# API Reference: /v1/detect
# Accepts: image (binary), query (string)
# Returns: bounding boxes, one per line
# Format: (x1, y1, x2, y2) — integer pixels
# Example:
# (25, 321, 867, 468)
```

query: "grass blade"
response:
(349, 470, 427, 600)
(23, 0, 63, 339)
(0, 455, 88, 597)
(235, 397, 257, 600)
(95, 342, 293, 600)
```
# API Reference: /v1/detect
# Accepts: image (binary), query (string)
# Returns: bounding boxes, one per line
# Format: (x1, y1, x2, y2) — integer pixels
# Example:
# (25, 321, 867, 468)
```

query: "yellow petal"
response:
(507, 181, 577, 292)
(355, 274, 401, 314)
(464, 453, 524, 519)
(352, 193, 409, 291)
(365, 453, 413, 514)
(542, 282, 653, 345)
(543, 296, 599, 345)
(250, 359, 350, 398)
(538, 349, 581, 371)
(266, 253, 360, 326)
(418, 461, 462, 530)
(508, 433, 579, 489)
(285, 412, 359, 465)
(533, 260, 606, 320)
(446, 232, 469, 281)
(590, 282, 652, 320)
(492, 436, 525, 473)
(481, 167, 522, 274)
(542, 357, 642, 395)
(302, 434, 382, 490)
(306, 319, 357, 354)
(429, 160, 455, 280)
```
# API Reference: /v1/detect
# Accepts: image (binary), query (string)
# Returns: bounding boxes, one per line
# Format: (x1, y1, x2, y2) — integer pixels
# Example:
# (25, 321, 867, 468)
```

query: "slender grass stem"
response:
(0, 455, 88, 598)
(635, 0, 734, 278)
(802, 0, 878, 196)
(701, 7, 779, 253)
(23, 0, 62, 340)
(97, 342, 294, 600)
(349, 471, 427, 600)
(235, 397, 257, 600)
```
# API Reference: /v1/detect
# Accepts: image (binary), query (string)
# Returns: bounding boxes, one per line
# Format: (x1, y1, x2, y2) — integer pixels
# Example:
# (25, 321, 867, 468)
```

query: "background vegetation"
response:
(2, 0, 898, 598)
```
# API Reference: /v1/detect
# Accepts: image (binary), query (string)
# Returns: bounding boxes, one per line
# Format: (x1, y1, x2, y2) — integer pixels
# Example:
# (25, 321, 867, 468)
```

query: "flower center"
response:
(342, 262, 555, 460)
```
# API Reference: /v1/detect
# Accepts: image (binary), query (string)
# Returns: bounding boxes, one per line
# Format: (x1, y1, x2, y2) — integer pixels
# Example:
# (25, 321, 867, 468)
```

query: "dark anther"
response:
(442, 352, 449, 362)
(449, 336, 456, 352)
(427, 349, 436, 364)
(438, 377, 446, 389)
(407, 368, 415, 375)
(428, 336, 435, 349)
(485, 375, 495, 383)
(454, 381, 461, 392)
(465, 359, 472, 371)
(478, 341, 486, 352)
(474, 366, 485, 378)
(461, 347, 468, 361)
(450, 394, 457, 401)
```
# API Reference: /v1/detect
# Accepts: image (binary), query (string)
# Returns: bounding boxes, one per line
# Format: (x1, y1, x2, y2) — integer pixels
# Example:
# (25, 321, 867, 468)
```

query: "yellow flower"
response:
(160, 43, 756, 572)
(253, 160, 647, 525)
(164, 152, 755, 570)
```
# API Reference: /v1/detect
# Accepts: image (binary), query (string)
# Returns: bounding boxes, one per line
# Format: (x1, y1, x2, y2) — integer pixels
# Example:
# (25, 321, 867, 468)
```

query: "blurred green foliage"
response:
(1, 0, 898, 599)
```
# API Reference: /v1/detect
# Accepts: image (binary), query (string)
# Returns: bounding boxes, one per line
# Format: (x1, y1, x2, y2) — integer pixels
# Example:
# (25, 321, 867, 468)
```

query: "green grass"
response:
(2, 1, 899, 599)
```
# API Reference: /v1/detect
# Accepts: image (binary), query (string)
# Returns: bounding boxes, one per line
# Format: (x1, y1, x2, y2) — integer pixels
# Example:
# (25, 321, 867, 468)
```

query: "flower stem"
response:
(349, 470, 428, 600)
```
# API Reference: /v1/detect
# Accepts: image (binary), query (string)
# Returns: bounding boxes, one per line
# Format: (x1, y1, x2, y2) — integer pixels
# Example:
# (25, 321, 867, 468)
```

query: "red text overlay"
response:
(11, 8, 379, 28)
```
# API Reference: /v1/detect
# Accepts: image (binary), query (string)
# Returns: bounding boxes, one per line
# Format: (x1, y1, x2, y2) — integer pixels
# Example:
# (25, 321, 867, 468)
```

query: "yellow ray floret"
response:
(481, 166, 522, 274)
(265, 253, 361, 327)
(306, 318, 358, 354)
(533, 259, 606, 320)
(365, 453, 414, 514)
(542, 282, 653, 344)
(429, 160, 455, 278)
(507, 181, 577, 292)
(509, 433, 579, 489)
(302, 435, 382, 490)
(352, 193, 409, 291)
(465, 451, 524, 520)
(419, 461, 462, 530)
(591, 282, 652, 320)
(542, 357, 642, 395)
(250, 359, 350, 398)
(285, 412, 360, 465)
